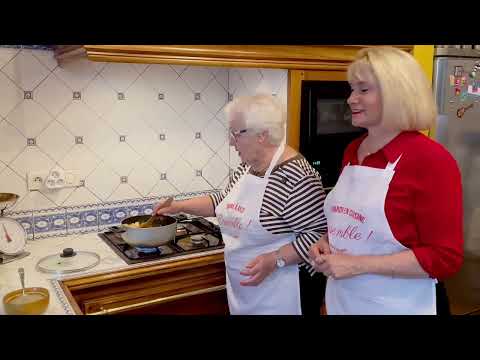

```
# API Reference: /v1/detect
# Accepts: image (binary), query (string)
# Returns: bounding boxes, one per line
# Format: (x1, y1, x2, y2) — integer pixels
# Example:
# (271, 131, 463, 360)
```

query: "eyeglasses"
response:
(229, 129, 248, 141)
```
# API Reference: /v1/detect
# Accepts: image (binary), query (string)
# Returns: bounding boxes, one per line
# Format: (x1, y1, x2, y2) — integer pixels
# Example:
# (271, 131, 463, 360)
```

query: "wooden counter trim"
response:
(60, 252, 224, 289)
(88, 284, 226, 315)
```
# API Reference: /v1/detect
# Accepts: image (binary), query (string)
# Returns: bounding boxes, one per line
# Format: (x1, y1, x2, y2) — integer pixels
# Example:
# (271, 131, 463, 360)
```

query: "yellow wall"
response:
(413, 45, 435, 137)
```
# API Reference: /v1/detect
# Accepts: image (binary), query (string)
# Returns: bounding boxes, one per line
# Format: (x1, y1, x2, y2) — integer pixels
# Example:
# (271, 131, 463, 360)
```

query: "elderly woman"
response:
(154, 94, 327, 315)
(309, 46, 464, 315)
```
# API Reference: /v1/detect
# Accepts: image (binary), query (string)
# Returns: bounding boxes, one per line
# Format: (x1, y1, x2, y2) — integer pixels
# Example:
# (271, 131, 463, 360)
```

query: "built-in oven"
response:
(299, 80, 366, 192)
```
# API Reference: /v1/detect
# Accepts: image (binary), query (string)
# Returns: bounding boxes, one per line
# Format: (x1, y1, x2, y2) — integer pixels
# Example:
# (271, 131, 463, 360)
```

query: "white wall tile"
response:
(85, 162, 119, 201)
(36, 121, 74, 163)
(217, 141, 231, 167)
(56, 101, 100, 136)
(163, 79, 195, 115)
(211, 68, 228, 91)
(131, 63, 149, 74)
(186, 176, 214, 193)
(2, 50, 51, 90)
(0, 167, 27, 208)
(59, 144, 100, 179)
(171, 65, 187, 76)
(218, 175, 230, 191)
(15, 191, 56, 211)
(124, 124, 158, 158)
(182, 100, 215, 132)
(144, 141, 179, 173)
(140, 101, 180, 134)
(0, 48, 20, 69)
(0, 72, 24, 118)
(82, 75, 116, 117)
(92, 62, 106, 73)
(102, 142, 141, 176)
(202, 79, 228, 115)
(141, 64, 179, 92)
(236, 68, 263, 93)
(181, 66, 214, 92)
(32, 50, 58, 71)
(202, 155, 229, 188)
(62, 187, 101, 207)
(216, 106, 229, 127)
(0, 120, 26, 164)
(167, 159, 195, 193)
(6, 100, 53, 138)
(40, 185, 75, 206)
(182, 139, 214, 169)
(9, 146, 55, 180)
(163, 118, 195, 156)
(100, 63, 139, 92)
(149, 180, 179, 197)
(81, 120, 119, 160)
(108, 183, 141, 201)
(34, 73, 73, 116)
(202, 118, 227, 152)
(128, 159, 160, 196)
(53, 57, 98, 91)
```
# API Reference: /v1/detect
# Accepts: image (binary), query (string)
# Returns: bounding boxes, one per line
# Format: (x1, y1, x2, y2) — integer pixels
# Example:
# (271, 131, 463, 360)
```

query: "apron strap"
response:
(385, 154, 403, 171)
(264, 141, 286, 180)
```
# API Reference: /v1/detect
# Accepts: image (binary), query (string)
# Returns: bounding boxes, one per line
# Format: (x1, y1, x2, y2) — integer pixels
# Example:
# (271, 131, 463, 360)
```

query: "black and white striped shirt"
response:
(210, 154, 327, 274)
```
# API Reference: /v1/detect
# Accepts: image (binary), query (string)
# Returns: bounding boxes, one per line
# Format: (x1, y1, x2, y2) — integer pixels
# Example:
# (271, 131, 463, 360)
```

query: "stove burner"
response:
(99, 216, 223, 265)
(190, 234, 205, 245)
(135, 247, 160, 254)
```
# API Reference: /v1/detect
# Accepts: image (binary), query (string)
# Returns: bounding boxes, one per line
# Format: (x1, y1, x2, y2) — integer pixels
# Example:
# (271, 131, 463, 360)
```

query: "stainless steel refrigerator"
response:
(433, 47, 480, 258)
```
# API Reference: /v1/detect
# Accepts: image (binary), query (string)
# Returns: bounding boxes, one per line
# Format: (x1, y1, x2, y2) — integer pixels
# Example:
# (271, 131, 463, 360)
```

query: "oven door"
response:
(299, 80, 366, 190)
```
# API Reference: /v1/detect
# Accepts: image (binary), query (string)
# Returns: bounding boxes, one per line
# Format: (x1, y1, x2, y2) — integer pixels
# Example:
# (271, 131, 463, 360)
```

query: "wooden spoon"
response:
(139, 197, 173, 228)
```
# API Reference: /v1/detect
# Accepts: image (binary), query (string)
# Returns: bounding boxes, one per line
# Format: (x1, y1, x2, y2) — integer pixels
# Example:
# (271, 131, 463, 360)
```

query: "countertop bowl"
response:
(3, 287, 50, 315)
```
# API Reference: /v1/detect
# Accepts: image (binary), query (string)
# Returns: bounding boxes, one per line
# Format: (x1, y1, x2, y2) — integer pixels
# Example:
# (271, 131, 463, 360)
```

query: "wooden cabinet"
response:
(54, 45, 413, 70)
(58, 253, 229, 315)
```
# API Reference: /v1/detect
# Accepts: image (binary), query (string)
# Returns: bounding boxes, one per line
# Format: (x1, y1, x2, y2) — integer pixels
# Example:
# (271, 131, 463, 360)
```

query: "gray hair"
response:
(224, 94, 286, 145)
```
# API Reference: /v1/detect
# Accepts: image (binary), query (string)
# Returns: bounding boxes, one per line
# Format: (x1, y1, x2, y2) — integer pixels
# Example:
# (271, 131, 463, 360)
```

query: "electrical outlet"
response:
(28, 170, 81, 191)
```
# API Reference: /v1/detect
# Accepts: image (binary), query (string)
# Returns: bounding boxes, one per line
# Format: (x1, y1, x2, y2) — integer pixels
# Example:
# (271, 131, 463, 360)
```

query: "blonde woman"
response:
(309, 46, 464, 315)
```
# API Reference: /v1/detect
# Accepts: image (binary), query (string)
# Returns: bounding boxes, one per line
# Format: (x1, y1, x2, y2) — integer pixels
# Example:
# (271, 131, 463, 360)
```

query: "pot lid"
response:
(36, 248, 100, 274)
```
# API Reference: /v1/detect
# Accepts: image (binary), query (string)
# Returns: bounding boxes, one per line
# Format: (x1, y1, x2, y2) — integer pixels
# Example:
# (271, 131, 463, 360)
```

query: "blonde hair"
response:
(347, 46, 437, 131)
(224, 94, 286, 145)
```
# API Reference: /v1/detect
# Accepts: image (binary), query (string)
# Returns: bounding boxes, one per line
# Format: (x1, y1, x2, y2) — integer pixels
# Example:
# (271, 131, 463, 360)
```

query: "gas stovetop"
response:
(98, 214, 224, 265)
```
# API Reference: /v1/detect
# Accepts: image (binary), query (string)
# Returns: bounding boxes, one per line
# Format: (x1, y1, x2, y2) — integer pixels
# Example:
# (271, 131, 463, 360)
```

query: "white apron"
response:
(324, 155, 437, 315)
(216, 143, 301, 315)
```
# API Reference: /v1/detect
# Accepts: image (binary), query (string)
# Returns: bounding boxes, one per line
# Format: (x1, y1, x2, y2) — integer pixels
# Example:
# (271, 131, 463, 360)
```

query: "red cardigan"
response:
(341, 131, 464, 280)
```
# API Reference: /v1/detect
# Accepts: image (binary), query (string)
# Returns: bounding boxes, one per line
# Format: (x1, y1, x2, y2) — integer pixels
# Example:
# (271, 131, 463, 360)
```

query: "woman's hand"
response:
(314, 253, 362, 279)
(153, 197, 179, 215)
(308, 234, 331, 271)
(239, 252, 277, 286)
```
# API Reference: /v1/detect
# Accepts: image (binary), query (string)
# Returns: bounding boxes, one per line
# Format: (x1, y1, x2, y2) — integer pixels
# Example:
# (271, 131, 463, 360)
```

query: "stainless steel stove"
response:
(98, 214, 224, 265)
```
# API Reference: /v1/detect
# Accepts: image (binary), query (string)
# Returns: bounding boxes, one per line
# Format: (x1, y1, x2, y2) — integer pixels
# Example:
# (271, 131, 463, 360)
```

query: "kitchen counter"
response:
(0, 228, 224, 315)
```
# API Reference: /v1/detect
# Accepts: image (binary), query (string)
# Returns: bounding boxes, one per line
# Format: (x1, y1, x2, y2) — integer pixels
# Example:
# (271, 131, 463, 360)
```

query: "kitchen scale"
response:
(0, 193, 29, 264)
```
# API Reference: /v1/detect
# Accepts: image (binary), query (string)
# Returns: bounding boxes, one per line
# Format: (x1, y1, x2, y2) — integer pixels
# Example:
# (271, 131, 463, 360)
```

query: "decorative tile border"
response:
(49, 278, 75, 315)
(33, 208, 67, 239)
(0, 45, 55, 50)
(4, 190, 220, 240)
(66, 204, 98, 235)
